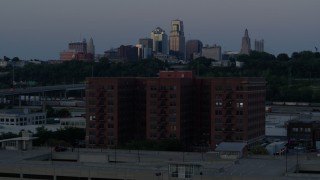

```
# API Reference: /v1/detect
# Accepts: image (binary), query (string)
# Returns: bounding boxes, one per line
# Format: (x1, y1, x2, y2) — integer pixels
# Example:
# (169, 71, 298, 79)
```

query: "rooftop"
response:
(1, 148, 319, 179)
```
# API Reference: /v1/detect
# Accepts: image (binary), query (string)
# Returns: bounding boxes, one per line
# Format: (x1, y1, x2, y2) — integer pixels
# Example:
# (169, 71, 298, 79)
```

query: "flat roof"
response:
(0, 136, 37, 143)
(215, 142, 247, 152)
(0, 148, 320, 179)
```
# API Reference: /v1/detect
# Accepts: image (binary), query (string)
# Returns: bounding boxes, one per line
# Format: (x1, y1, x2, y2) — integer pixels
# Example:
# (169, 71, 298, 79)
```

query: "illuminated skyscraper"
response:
(240, 29, 251, 55)
(151, 27, 168, 54)
(169, 20, 185, 60)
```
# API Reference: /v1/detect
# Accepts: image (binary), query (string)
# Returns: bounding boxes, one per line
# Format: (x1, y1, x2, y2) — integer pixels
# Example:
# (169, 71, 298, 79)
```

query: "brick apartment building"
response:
(287, 120, 320, 150)
(85, 71, 266, 149)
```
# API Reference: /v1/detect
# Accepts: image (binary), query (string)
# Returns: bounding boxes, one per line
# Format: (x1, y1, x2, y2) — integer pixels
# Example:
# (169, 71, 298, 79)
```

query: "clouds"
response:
(0, 0, 319, 59)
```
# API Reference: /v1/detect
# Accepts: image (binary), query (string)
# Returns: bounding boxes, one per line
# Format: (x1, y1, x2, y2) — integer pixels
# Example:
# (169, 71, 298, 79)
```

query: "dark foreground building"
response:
(287, 120, 320, 150)
(85, 71, 266, 149)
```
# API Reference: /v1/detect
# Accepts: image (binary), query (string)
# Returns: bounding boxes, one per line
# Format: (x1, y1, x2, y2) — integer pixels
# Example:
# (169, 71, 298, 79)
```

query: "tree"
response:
(277, 53, 290, 61)
(33, 126, 85, 146)
(0, 132, 19, 140)
(11, 57, 20, 62)
(56, 108, 71, 118)
(291, 52, 300, 60)
(250, 145, 268, 155)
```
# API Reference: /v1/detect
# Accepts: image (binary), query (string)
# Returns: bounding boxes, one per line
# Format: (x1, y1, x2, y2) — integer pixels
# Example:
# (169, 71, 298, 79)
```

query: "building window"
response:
(236, 111, 243, 115)
(236, 102, 244, 108)
(170, 94, 176, 98)
(215, 118, 222, 124)
(215, 101, 222, 107)
(150, 86, 157, 90)
(215, 110, 222, 115)
(89, 115, 96, 121)
(215, 86, 223, 91)
(170, 86, 176, 90)
(170, 102, 176, 106)
(169, 164, 194, 179)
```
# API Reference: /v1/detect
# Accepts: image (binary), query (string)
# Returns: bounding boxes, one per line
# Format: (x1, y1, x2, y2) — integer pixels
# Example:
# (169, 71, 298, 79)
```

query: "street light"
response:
(285, 147, 288, 173)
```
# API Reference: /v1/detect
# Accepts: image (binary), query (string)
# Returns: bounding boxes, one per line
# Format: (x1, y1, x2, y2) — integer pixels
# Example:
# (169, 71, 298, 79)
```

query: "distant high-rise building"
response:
(151, 27, 168, 54)
(118, 45, 138, 61)
(254, 39, 264, 52)
(202, 45, 222, 61)
(240, 29, 251, 55)
(87, 38, 95, 56)
(186, 40, 203, 61)
(139, 38, 153, 50)
(69, 39, 87, 53)
(169, 20, 186, 60)
(137, 38, 153, 59)
(60, 38, 94, 61)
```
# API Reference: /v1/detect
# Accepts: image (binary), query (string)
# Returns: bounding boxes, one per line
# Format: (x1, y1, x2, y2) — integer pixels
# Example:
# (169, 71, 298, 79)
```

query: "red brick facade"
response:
(85, 71, 266, 149)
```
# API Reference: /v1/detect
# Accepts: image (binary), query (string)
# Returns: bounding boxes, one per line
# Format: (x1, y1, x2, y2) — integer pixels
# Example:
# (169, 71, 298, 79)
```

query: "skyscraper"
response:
(137, 38, 153, 59)
(254, 39, 264, 52)
(240, 29, 251, 55)
(169, 20, 186, 60)
(87, 37, 95, 56)
(186, 40, 203, 61)
(151, 27, 168, 54)
(202, 45, 222, 61)
(60, 38, 94, 61)
(139, 38, 153, 50)
(69, 39, 87, 53)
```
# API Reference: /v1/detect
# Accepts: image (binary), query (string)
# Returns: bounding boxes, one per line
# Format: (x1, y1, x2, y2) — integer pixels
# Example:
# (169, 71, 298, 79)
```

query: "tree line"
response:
(187, 51, 320, 102)
(1, 51, 320, 102)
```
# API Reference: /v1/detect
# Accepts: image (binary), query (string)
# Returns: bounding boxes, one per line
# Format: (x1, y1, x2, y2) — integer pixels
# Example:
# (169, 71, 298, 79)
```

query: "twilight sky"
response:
(0, 0, 319, 60)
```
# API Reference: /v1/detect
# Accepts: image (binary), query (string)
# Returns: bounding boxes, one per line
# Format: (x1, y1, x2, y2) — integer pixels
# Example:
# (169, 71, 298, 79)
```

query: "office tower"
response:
(186, 40, 203, 61)
(136, 44, 152, 60)
(201, 45, 222, 61)
(69, 39, 87, 53)
(240, 29, 251, 55)
(254, 39, 264, 52)
(169, 20, 186, 60)
(139, 38, 153, 50)
(118, 45, 138, 61)
(137, 38, 153, 59)
(87, 38, 95, 56)
(60, 38, 94, 61)
(151, 27, 168, 54)
(86, 71, 266, 149)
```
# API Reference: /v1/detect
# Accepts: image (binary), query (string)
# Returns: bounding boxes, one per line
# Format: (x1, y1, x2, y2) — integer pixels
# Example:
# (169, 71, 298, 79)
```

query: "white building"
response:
(0, 109, 46, 126)
(60, 117, 86, 129)
(0, 60, 8, 68)
(0, 131, 37, 151)
(202, 45, 222, 61)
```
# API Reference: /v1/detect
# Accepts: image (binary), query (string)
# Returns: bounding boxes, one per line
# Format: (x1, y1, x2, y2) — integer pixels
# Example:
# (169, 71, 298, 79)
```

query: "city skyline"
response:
(0, 0, 319, 60)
